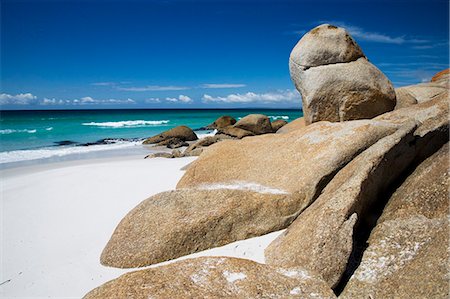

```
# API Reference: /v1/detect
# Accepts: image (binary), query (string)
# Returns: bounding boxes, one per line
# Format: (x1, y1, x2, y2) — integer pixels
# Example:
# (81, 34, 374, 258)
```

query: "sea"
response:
(0, 109, 302, 167)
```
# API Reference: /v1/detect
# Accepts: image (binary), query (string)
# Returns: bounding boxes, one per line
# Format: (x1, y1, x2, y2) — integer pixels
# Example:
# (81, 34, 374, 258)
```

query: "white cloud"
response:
(165, 95, 193, 103)
(0, 93, 37, 105)
(116, 85, 190, 91)
(145, 97, 162, 103)
(201, 83, 246, 89)
(202, 90, 300, 104)
(43, 96, 135, 105)
(91, 82, 116, 86)
(300, 21, 430, 45)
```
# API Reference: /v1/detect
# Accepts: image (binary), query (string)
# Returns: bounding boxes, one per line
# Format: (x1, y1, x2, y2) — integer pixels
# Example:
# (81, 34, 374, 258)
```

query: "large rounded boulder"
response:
(143, 125, 198, 144)
(290, 24, 396, 125)
(234, 114, 273, 135)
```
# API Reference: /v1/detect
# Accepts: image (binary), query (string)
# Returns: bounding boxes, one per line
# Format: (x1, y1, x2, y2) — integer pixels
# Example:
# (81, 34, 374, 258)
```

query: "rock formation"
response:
(85, 257, 336, 299)
(100, 188, 301, 268)
(84, 24, 449, 298)
(205, 115, 237, 129)
(143, 125, 198, 145)
(340, 143, 449, 298)
(290, 24, 396, 124)
(234, 114, 273, 135)
(271, 119, 288, 132)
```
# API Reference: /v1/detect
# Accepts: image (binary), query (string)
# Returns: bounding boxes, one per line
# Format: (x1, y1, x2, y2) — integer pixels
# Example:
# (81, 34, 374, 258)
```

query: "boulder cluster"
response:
(143, 114, 289, 158)
(84, 24, 449, 299)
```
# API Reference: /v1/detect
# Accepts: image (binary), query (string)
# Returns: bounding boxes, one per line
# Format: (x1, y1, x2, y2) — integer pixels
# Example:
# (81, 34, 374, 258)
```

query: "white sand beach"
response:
(0, 155, 283, 299)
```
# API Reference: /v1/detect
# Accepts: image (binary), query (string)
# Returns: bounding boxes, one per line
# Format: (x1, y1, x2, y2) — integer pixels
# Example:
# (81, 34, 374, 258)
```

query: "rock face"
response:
(290, 24, 396, 124)
(341, 143, 449, 298)
(276, 117, 306, 133)
(265, 96, 449, 288)
(101, 188, 304, 268)
(271, 119, 288, 132)
(143, 126, 198, 144)
(234, 114, 273, 135)
(206, 115, 237, 129)
(178, 120, 400, 212)
(217, 126, 254, 139)
(265, 122, 418, 287)
(184, 136, 221, 156)
(431, 68, 449, 83)
(85, 257, 337, 299)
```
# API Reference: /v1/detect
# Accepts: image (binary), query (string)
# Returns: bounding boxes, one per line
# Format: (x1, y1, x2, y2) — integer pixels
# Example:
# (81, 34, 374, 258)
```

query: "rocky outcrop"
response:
(178, 120, 400, 212)
(234, 114, 273, 135)
(290, 24, 396, 124)
(431, 68, 449, 83)
(276, 117, 306, 133)
(143, 126, 198, 145)
(265, 97, 449, 288)
(265, 122, 417, 287)
(85, 257, 336, 299)
(205, 115, 237, 129)
(101, 188, 303, 268)
(271, 119, 288, 132)
(340, 143, 449, 298)
(217, 126, 254, 139)
(184, 136, 222, 156)
(394, 87, 418, 109)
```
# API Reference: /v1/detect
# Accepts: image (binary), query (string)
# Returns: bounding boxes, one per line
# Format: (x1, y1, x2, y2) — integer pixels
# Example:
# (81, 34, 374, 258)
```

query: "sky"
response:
(1, 0, 449, 110)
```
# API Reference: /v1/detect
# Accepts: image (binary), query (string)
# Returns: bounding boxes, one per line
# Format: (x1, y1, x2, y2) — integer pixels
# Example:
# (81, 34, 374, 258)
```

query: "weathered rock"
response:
(395, 87, 418, 109)
(234, 114, 273, 135)
(340, 143, 449, 298)
(205, 115, 237, 129)
(265, 96, 449, 288)
(431, 68, 449, 83)
(184, 147, 203, 157)
(379, 143, 449, 222)
(290, 24, 396, 124)
(217, 126, 254, 139)
(171, 149, 184, 158)
(144, 152, 174, 159)
(85, 257, 336, 299)
(276, 117, 306, 133)
(184, 136, 221, 156)
(289, 24, 364, 68)
(158, 137, 188, 149)
(143, 126, 198, 144)
(271, 119, 288, 132)
(395, 83, 448, 105)
(101, 188, 304, 268)
(265, 122, 418, 288)
(178, 120, 400, 212)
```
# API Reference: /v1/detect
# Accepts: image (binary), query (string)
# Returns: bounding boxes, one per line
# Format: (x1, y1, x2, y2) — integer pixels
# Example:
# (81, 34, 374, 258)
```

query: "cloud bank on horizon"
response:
(1, 0, 448, 109)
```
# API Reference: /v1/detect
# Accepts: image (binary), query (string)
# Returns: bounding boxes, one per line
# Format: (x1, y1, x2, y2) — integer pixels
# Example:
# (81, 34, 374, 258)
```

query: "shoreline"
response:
(0, 153, 283, 298)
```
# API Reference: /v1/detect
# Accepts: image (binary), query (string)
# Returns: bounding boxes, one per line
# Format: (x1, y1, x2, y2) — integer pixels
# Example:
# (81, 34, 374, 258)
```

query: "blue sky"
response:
(1, 0, 448, 110)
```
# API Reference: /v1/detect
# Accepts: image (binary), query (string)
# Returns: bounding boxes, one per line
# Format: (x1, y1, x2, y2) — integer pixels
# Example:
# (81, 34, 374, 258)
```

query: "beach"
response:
(0, 154, 283, 298)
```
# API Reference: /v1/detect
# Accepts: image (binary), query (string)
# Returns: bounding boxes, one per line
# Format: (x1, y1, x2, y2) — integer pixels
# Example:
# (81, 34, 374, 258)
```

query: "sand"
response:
(0, 155, 283, 298)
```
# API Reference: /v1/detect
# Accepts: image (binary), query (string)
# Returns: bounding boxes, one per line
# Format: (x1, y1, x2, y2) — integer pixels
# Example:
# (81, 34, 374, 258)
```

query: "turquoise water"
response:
(0, 109, 302, 164)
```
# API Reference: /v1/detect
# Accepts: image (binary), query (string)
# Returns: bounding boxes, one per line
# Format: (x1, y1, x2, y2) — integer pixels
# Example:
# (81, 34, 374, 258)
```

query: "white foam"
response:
(0, 141, 142, 164)
(198, 181, 288, 195)
(196, 129, 218, 139)
(46, 127, 53, 131)
(269, 115, 290, 120)
(81, 120, 170, 128)
(0, 129, 37, 134)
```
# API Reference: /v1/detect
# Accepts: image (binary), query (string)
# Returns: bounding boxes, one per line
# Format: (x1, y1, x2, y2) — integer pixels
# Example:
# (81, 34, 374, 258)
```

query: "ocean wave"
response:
(269, 115, 290, 120)
(196, 129, 218, 139)
(0, 140, 142, 164)
(46, 127, 53, 131)
(82, 120, 170, 128)
(0, 129, 37, 135)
